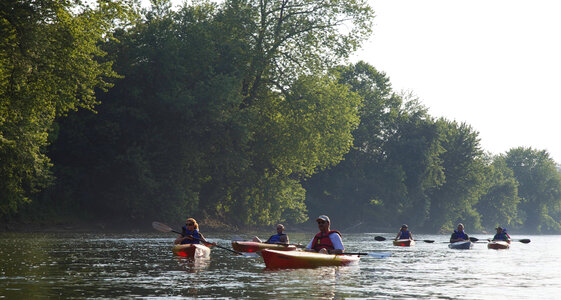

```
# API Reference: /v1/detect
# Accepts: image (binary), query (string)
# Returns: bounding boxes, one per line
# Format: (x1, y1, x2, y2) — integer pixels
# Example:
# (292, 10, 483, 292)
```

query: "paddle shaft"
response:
(181, 234, 246, 256)
(152, 221, 246, 255)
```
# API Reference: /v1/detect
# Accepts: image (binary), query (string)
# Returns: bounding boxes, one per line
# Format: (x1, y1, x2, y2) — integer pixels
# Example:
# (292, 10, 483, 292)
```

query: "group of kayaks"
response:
(170, 237, 514, 269)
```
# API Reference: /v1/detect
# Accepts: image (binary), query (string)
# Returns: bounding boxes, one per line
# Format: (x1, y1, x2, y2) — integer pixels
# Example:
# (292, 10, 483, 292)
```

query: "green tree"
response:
(504, 147, 561, 232)
(44, 0, 373, 226)
(0, 0, 133, 218)
(475, 155, 521, 230)
(426, 120, 486, 232)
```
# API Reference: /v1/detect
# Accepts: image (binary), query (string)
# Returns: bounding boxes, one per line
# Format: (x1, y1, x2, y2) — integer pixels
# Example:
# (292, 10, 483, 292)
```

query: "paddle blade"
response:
(518, 239, 531, 244)
(152, 221, 173, 233)
(367, 252, 391, 258)
(374, 236, 386, 241)
(241, 253, 260, 258)
(423, 240, 435, 243)
(469, 237, 479, 242)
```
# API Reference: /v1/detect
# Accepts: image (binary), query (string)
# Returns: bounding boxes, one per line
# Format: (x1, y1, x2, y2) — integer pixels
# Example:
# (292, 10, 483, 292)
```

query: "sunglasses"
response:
(186, 223, 195, 226)
(317, 221, 327, 224)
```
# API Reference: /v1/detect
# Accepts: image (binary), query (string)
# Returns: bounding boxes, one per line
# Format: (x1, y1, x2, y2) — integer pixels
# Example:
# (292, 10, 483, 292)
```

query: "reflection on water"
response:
(1, 232, 561, 299)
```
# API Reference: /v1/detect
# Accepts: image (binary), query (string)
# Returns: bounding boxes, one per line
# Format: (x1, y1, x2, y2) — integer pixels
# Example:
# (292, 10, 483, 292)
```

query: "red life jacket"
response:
(312, 230, 342, 251)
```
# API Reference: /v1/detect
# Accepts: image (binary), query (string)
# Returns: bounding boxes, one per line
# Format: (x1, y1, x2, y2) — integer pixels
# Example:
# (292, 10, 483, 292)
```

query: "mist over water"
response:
(1, 232, 560, 299)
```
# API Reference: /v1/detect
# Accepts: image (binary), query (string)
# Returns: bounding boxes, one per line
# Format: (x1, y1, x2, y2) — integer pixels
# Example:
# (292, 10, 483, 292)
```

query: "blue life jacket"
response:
(399, 230, 411, 239)
(181, 227, 201, 244)
(266, 233, 286, 243)
(452, 230, 468, 240)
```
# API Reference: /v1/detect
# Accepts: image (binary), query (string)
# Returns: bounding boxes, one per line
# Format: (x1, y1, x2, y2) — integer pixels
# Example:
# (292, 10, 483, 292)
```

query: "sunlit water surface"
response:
(1, 232, 560, 299)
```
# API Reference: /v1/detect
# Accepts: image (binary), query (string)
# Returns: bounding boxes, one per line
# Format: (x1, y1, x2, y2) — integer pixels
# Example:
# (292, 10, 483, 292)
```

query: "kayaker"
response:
(305, 215, 344, 254)
(450, 223, 470, 243)
(395, 224, 413, 240)
(252, 224, 289, 244)
(174, 218, 211, 245)
(492, 226, 511, 242)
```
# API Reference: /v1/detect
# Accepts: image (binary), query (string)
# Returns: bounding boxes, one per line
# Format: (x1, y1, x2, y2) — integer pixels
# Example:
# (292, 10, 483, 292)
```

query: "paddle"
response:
(469, 237, 530, 244)
(374, 236, 435, 243)
(152, 221, 258, 257)
(342, 252, 391, 258)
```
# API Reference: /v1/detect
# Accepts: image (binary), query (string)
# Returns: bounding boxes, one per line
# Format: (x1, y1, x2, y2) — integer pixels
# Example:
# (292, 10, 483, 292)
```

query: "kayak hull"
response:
(448, 241, 473, 250)
(261, 249, 359, 269)
(393, 239, 415, 247)
(172, 244, 211, 258)
(232, 241, 297, 253)
(488, 241, 510, 250)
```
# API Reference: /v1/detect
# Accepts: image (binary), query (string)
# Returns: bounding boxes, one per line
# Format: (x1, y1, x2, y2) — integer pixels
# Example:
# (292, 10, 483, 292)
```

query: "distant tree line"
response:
(1, 0, 560, 233)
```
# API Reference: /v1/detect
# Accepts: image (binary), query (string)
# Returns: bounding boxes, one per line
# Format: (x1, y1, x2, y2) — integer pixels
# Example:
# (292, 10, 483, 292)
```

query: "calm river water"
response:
(1, 232, 560, 299)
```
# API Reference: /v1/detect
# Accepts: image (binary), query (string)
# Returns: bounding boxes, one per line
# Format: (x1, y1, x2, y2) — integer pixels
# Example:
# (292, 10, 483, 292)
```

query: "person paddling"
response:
(174, 218, 210, 245)
(305, 215, 344, 254)
(492, 226, 511, 242)
(253, 224, 289, 244)
(450, 223, 470, 243)
(395, 224, 413, 240)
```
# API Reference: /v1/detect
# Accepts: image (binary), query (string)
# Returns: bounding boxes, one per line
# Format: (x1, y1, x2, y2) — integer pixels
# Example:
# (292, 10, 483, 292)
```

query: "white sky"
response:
(141, 0, 561, 163)
(352, 0, 561, 163)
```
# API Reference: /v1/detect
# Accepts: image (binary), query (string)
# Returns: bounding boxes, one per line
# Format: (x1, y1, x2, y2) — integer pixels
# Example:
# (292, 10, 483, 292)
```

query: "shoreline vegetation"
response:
(3, 0, 561, 234)
(1, 218, 501, 236)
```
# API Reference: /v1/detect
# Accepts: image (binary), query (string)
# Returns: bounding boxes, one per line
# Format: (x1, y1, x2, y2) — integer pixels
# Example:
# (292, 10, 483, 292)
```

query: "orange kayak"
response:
(261, 249, 359, 269)
(172, 244, 211, 258)
(393, 239, 415, 247)
(232, 241, 298, 253)
(488, 241, 510, 249)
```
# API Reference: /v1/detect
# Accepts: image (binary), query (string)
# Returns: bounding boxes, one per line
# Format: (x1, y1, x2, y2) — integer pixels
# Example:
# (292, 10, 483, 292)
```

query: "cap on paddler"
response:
(316, 215, 330, 223)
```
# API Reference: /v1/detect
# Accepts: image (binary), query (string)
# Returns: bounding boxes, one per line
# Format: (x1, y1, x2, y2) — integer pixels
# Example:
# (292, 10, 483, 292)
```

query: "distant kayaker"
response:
(492, 226, 511, 242)
(253, 224, 289, 244)
(174, 218, 210, 245)
(395, 224, 413, 240)
(450, 223, 470, 243)
(305, 215, 344, 254)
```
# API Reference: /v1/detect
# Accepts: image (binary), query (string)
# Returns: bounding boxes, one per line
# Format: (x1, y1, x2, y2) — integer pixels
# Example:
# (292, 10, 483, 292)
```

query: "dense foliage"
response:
(1, 0, 560, 233)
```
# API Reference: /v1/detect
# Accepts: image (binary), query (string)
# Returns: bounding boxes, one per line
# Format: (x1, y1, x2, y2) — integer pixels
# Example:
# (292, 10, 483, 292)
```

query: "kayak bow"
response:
(172, 244, 211, 258)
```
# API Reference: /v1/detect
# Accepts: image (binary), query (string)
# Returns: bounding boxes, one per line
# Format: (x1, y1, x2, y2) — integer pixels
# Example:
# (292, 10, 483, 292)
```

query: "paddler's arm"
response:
(279, 234, 289, 244)
(174, 235, 187, 245)
(199, 233, 215, 245)
(329, 233, 344, 254)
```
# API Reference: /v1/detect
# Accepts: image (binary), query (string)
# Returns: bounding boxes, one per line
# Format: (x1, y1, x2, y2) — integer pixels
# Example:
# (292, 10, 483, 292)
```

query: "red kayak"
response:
(261, 249, 359, 269)
(393, 239, 416, 247)
(487, 241, 510, 250)
(232, 241, 298, 253)
(172, 244, 211, 258)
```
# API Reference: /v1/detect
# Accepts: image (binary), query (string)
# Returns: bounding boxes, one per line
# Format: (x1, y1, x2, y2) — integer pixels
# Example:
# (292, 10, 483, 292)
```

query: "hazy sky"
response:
(352, 1, 561, 163)
(141, 0, 561, 163)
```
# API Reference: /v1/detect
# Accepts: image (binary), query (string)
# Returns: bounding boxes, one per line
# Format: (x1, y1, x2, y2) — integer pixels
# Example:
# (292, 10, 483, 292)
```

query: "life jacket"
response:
(181, 227, 201, 244)
(266, 233, 286, 243)
(399, 230, 411, 240)
(312, 230, 341, 251)
(452, 230, 468, 240)
(493, 232, 510, 241)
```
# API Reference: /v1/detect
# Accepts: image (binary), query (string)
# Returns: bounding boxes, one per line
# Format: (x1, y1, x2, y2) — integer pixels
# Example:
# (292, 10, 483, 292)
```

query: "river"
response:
(1, 232, 560, 299)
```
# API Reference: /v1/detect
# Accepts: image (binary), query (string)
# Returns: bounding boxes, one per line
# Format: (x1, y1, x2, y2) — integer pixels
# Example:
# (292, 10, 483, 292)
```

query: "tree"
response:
(44, 0, 373, 226)
(476, 155, 521, 230)
(504, 147, 561, 232)
(0, 0, 133, 218)
(426, 120, 486, 232)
